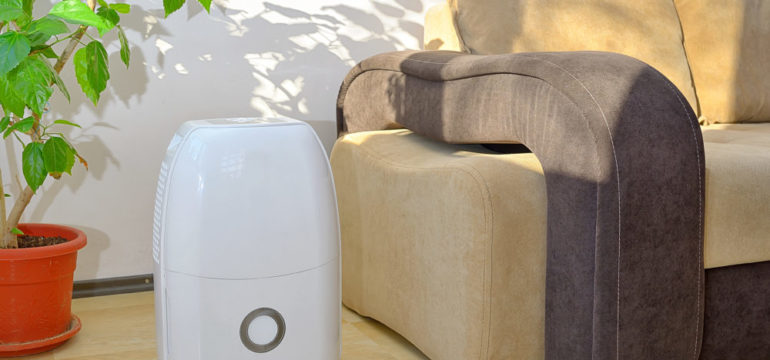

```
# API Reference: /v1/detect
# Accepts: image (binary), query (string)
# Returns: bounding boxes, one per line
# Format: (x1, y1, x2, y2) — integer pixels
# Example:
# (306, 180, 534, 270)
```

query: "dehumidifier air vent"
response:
(153, 118, 340, 360)
(152, 162, 168, 263)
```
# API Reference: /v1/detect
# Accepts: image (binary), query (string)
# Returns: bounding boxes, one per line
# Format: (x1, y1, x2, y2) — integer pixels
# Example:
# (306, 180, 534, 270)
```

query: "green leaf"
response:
(117, 25, 129, 68)
(43, 136, 74, 177)
(0, 0, 24, 22)
(11, 227, 23, 235)
(25, 32, 49, 47)
(50, 65, 69, 101)
(49, 0, 115, 35)
(39, 46, 58, 59)
(3, 193, 10, 197)
(26, 16, 70, 46)
(14, 12, 30, 28)
(0, 31, 31, 75)
(3, 116, 33, 138)
(96, 6, 119, 26)
(28, 16, 70, 36)
(163, 0, 185, 17)
(74, 41, 109, 105)
(7, 57, 54, 114)
(20, 0, 30, 16)
(86, 41, 109, 95)
(197, 0, 211, 13)
(9, 0, 31, 27)
(64, 142, 76, 173)
(40, 54, 69, 101)
(109, 3, 130, 13)
(0, 115, 9, 131)
(53, 119, 81, 128)
(22, 141, 46, 192)
(73, 47, 97, 104)
(0, 75, 25, 116)
(97, 0, 108, 8)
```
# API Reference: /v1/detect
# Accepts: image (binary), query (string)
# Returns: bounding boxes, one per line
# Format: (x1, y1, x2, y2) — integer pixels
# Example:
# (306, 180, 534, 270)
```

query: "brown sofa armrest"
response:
(336, 50, 706, 360)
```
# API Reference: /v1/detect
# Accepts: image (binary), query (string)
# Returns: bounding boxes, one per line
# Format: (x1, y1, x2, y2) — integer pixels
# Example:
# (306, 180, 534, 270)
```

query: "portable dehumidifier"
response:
(153, 118, 340, 359)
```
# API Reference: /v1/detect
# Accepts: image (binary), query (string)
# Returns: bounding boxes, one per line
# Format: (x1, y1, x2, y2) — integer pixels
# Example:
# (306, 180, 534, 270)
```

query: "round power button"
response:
(239, 308, 286, 353)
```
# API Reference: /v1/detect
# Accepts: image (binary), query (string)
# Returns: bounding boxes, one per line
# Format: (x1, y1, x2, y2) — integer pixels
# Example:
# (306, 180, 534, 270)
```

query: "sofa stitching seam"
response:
(514, 54, 622, 359)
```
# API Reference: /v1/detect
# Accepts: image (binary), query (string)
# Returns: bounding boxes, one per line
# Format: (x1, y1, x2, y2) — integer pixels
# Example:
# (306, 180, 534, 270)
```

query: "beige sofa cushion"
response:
(702, 123, 770, 267)
(424, 2, 465, 51)
(675, 0, 770, 124)
(448, 0, 699, 115)
(332, 130, 548, 359)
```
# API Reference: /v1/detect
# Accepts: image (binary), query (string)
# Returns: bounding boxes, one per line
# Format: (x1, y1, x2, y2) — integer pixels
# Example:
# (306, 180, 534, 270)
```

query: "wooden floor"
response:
(20, 291, 428, 359)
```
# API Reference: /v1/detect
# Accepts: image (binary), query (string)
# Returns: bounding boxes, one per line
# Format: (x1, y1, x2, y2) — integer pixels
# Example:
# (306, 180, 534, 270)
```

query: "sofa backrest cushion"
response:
(424, 2, 465, 52)
(448, 0, 699, 116)
(675, 0, 770, 124)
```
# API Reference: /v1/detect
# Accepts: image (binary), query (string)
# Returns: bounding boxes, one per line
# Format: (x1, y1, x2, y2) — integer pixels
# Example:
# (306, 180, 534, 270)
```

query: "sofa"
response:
(331, 1, 770, 359)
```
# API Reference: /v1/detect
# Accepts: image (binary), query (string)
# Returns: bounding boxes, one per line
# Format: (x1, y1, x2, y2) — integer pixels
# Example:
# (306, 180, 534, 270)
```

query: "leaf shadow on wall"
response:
(28, 122, 121, 221)
(48, 3, 156, 122)
(223, 1, 424, 152)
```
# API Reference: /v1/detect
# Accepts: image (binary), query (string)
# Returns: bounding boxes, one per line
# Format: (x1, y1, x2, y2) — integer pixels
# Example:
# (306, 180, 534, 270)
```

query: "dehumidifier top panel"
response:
(156, 119, 339, 279)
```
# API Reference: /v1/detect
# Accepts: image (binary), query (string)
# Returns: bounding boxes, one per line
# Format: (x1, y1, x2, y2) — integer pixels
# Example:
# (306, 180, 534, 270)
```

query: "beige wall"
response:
(1, 0, 441, 280)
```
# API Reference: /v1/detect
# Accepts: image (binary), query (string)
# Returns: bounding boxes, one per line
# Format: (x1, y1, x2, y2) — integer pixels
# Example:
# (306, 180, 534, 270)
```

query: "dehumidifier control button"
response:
(239, 307, 286, 353)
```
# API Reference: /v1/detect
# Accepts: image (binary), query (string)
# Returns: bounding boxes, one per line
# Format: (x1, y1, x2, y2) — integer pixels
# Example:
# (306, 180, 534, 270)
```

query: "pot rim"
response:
(0, 223, 86, 261)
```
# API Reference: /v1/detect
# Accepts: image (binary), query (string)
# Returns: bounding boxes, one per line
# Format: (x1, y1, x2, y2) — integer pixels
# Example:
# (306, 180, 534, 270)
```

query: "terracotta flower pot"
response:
(0, 223, 86, 357)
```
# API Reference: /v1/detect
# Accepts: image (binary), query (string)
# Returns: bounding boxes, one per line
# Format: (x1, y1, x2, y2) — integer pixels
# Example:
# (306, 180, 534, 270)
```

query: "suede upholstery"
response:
(700, 262, 770, 359)
(337, 50, 705, 359)
(674, 0, 770, 124)
(332, 130, 547, 359)
(333, 128, 770, 359)
(448, 0, 700, 115)
(701, 124, 770, 268)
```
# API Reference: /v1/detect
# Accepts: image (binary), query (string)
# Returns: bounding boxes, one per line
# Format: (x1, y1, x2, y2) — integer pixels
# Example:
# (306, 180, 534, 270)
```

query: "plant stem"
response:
(28, 33, 75, 56)
(4, 186, 32, 248)
(3, 112, 45, 248)
(54, 26, 87, 74)
(12, 132, 26, 147)
(31, 113, 41, 142)
(52, 0, 95, 74)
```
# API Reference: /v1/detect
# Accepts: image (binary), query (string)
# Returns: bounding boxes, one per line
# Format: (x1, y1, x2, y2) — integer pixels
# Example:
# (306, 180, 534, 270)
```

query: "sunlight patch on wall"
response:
(174, 63, 189, 75)
(149, 64, 166, 80)
(155, 39, 174, 55)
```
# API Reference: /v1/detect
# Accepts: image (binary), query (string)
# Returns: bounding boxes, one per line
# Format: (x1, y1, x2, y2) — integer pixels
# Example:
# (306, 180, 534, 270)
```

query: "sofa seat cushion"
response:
(702, 123, 770, 268)
(332, 129, 548, 359)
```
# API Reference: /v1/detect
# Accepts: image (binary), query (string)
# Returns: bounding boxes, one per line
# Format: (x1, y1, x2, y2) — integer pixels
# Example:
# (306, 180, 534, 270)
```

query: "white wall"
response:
(1, 0, 442, 280)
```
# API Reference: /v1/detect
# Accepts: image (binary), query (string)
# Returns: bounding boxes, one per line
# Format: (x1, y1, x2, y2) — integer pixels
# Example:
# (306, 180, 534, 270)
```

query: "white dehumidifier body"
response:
(153, 118, 340, 359)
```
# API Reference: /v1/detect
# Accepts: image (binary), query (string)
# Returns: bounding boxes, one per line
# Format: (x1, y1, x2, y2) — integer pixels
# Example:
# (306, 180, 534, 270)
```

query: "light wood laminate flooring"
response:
(18, 291, 428, 359)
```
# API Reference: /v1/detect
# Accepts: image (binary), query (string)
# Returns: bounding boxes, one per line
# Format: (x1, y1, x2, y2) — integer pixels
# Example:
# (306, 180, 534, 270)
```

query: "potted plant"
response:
(0, 0, 208, 356)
